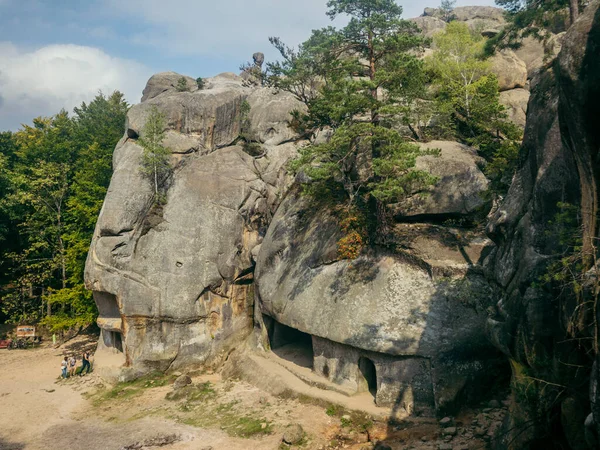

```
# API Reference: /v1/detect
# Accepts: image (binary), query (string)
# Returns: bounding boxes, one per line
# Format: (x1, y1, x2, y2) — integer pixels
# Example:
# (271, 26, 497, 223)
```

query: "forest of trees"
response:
(0, 92, 128, 332)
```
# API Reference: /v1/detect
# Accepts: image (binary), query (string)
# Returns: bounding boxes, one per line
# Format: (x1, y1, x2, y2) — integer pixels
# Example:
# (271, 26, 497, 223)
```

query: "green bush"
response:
(176, 77, 189, 92)
(196, 77, 205, 90)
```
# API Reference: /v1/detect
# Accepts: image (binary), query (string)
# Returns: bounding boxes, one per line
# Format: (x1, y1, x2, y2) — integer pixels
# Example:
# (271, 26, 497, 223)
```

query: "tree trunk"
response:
(45, 287, 51, 317)
(368, 29, 379, 125)
(569, 0, 579, 24)
(154, 162, 158, 196)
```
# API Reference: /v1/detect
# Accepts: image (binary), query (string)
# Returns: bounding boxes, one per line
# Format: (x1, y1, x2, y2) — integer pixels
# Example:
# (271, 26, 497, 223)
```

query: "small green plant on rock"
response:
(196, 77, 205, 90)
(176, 77, 189, 92)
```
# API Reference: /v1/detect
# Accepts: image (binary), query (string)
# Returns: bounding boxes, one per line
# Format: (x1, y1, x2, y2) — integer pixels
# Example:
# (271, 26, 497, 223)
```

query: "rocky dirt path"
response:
(0, 336, 506, 450)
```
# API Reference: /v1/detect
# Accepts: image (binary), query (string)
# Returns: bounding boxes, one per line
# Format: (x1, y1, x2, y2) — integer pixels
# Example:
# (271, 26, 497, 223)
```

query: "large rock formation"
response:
(485, 1, 600, 447)
(84, 3, 580, 428)
(85, 73, 304, 376)
(255, 140, 505, 414)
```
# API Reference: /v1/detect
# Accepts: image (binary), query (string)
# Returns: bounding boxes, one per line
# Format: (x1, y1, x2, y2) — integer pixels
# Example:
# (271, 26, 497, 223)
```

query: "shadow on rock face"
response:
(255, 178, 510, 423)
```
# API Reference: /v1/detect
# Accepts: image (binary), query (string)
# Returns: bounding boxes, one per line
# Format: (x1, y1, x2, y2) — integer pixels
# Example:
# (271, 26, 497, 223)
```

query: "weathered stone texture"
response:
(85, 72, 302, 376)
(256, 184, 504, 414)
(389, 141, 490, 218)
(486, 1, 600, 447)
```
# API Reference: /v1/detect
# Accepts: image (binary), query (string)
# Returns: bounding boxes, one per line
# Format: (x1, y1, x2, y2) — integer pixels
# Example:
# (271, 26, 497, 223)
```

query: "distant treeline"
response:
(0, 92, 128, 332)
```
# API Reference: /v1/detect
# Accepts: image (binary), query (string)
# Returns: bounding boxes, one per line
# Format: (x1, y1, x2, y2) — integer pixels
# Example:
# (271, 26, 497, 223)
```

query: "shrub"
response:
(196, 77, 205, 90)
(176, 77, 189, 92)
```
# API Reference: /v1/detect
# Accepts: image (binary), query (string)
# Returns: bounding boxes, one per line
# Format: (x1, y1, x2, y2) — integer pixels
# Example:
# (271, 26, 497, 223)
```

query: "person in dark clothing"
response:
(80, 351, 91, 376)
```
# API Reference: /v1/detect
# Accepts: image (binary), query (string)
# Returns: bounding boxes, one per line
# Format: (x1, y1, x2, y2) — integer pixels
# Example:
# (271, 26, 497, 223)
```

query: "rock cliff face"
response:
(85, 73, 305, 376)
(486, 1, 600, 447)
(83, 6, 599, 438)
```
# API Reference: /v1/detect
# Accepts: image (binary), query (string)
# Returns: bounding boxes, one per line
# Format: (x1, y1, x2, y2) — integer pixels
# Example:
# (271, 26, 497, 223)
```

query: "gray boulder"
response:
(499, 88, 530, 129)
(253, 52, 265, 68)
(256, 186, 503, 413)
(514, 34, 565, 79)
(282, 424, 304, 445)
(452, 6, 505, 23)
(141, 72, 199, 102)
(490, 50, 528, 91)
(410, 16, 447, 37)
(421, 6, 506, 33)
(128, 73, 249, 152)
(389, 141, 490, 219)
(246, 88, 306, 146)
(173, 375, 192, 390)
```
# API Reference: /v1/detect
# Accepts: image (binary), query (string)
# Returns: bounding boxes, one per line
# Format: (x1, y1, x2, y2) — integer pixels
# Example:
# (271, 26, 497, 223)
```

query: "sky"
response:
(0, 0, 497, 131)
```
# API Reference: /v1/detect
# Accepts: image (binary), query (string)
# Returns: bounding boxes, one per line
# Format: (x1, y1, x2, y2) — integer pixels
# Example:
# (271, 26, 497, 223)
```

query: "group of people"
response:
(60, 351, 92, 378)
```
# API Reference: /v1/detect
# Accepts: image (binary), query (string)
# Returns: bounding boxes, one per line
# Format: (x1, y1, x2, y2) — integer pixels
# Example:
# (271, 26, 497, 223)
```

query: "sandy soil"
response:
(0, 336, 350, 450)
(0, 335, 498, 450)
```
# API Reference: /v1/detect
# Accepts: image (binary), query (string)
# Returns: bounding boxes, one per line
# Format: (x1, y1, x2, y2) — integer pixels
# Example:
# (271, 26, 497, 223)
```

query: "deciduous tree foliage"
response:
(139, 105, 171, 203)
(0, 92, 128, 331)
(427, 23, 522, 194)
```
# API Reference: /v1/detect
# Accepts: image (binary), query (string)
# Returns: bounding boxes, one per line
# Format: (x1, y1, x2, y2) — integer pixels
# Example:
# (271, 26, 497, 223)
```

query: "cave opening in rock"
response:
(102, 329, 124, 353)
(94, 291, 120, 318)
(358, 357, 377, 398)
(265, 316, 314, 369)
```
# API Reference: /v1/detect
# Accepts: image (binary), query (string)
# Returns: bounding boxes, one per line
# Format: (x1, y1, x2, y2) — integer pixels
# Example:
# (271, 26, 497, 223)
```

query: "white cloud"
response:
(103, 0, 498, 60)
(105, 0, 331, 60)
(0, 42, 152, 130)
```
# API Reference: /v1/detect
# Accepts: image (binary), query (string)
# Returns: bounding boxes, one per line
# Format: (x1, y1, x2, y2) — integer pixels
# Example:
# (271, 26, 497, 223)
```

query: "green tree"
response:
(273, 0, 436, 245)
(139, 106, 171, 201)
(427, 22, 491, 131)
(440, 0, 457, 22)
(0, 92, 129, 332)
(176, 77, 189, 92)
(428, 22, 522, 194)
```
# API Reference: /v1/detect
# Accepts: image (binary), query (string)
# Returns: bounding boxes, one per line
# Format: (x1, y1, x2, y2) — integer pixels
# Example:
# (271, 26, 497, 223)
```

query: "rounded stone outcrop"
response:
(256, 188, 503, 413)
(85, 72, 303, 376)
(499, 88, 530, 129)
(141, 72, 199, 102)
(389, 141, 490, 219)
(490, 50, 528, 91)
(410, 16, 447, 37)
(128, 73, 249, 152)
(246, 88, 306, 146)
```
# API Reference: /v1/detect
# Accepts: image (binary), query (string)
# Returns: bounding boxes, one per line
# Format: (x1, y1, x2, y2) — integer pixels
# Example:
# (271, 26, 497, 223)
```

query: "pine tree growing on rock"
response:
(272, 0, 438, 244)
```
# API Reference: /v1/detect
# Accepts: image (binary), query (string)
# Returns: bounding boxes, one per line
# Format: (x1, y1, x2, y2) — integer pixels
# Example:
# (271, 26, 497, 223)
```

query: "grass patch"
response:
(182, 401, 272, 439)
(93, 371, 174, 406)
(166, 381, 216, 402)
(326, 404, 344, 417)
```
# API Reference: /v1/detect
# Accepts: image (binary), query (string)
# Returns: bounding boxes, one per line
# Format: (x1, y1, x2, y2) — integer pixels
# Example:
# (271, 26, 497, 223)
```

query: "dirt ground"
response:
(0, 335, 501, 450)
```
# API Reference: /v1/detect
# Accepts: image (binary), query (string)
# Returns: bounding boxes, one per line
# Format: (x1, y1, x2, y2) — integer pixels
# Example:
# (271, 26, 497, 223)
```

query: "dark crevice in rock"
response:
(392, 211, 485, 229)
(126, 314, 209, 325)
(100, 228, 133, 238)
(127, 128, 139, 139)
